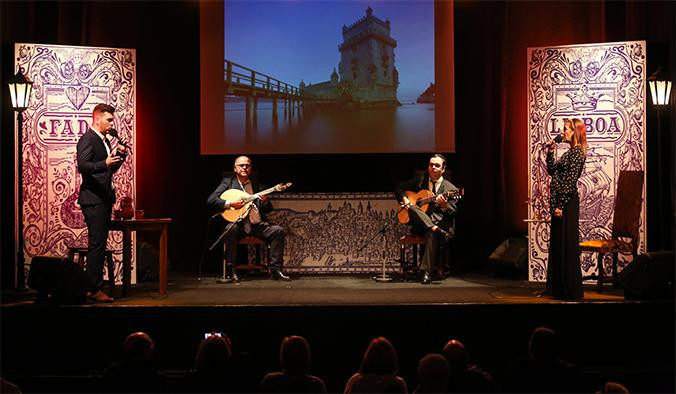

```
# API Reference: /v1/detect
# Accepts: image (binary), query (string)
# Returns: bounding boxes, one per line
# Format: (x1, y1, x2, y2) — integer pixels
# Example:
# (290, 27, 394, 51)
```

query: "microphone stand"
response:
(208, 204, 253, 283)
(357, 205, 407, 283)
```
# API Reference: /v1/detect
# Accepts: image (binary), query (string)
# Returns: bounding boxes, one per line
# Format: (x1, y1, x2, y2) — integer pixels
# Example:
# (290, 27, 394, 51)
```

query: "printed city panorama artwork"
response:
(224, 1, 435, 154)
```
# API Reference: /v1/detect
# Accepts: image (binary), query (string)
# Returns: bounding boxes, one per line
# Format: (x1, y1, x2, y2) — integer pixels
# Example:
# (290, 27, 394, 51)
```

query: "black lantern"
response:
(7, 69, 33, 289)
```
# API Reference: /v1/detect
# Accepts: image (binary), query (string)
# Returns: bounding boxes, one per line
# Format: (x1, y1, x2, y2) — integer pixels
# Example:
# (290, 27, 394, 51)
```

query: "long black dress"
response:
(546, 145, 586, 300)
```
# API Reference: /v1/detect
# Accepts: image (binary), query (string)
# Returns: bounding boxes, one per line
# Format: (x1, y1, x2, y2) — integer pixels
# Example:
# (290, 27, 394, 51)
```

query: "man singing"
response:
(77, 103, 126, 302)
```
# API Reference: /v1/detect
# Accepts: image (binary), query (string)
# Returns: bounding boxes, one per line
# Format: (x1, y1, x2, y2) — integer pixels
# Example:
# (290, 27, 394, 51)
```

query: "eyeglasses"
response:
(236, 164, 251, 168)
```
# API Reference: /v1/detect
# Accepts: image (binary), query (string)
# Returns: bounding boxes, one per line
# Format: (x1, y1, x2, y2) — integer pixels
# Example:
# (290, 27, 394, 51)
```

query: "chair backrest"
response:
(611, 170, 644, 253)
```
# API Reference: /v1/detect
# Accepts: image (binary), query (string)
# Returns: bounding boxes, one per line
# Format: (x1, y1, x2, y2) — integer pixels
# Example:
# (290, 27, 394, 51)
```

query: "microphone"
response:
(108, 128, 131, 156)
(545, 134, 563, 147)
(108, 128, 130, 147)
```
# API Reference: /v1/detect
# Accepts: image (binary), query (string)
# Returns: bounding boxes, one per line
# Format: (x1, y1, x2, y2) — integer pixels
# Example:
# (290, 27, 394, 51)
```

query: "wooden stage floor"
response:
(3, 272, 628, 307)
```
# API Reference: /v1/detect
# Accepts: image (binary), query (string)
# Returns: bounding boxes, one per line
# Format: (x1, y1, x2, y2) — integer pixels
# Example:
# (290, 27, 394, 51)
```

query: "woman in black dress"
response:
(546, 118, 587, 300)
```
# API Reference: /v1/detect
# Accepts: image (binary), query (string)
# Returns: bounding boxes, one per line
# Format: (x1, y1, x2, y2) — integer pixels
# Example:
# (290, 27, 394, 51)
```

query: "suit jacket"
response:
(76, 128, 125, 206)
(207, 175, 273, 221)
(394, 172, 459, 234)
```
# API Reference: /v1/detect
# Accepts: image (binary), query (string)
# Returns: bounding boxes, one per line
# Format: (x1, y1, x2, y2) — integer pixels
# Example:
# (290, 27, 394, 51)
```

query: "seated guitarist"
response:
(394, 154, 459, 284)
(207, 155, 290, 282)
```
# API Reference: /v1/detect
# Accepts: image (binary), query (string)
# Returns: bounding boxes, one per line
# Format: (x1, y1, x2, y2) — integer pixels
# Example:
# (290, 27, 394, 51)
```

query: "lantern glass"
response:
(7, 71, 33, 110)
(649, 79, 672, 106)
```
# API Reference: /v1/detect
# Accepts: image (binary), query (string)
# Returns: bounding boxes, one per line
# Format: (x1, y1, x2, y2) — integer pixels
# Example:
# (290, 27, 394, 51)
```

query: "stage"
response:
(2, 272, 629, 307)
(1, 272, 673, 393)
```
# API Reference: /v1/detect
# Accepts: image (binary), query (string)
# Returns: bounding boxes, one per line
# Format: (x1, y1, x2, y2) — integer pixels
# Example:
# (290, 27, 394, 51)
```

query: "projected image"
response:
(224, 1, 434, 154)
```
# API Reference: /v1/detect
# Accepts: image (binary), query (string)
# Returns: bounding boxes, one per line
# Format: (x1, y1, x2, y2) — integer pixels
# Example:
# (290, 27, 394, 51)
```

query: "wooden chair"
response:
(399, 235, 426, 279)
(580, 170, 644, 291)
(67, 247, 116, 296)
(235, 236, 270, 274)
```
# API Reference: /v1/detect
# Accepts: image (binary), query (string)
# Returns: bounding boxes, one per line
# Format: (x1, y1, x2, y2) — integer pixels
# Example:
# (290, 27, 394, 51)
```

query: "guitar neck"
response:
(245, 185, 278, 203)
(416, 191, 460, 206)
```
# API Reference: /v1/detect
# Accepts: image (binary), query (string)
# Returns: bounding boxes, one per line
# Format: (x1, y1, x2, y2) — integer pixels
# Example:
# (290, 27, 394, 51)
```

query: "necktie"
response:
(430, 179, 437, 194)
(241, 181, 261, 230)
(104, 137, 112, 155)
(104, 137, 114, 189)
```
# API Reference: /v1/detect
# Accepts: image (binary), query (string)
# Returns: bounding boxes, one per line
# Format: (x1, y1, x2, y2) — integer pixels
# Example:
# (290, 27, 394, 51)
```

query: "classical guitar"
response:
(397, 188, 464, 224)
(220, 182, 292, 222)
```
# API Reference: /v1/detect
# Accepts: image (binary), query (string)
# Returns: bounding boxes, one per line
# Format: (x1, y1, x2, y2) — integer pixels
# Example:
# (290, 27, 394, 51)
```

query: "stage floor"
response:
(2, 272, 627, 307)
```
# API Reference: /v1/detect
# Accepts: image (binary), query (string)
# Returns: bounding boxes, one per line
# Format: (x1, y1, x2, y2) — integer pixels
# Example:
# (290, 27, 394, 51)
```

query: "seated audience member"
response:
(184, 333, 234, 393)
(259, 335, 327, 393)
(1, 377, 21, 393)
(413, 353, 450, 393)
(100, 331, 165, 393)
(596, 381, 630, 393)
(501, 326, 578, 393)
(344, 336, 407, 393)
(442, 339, 495, 393)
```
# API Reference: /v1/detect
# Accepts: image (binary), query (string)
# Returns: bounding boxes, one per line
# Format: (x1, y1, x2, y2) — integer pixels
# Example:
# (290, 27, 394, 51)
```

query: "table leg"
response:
(123, 229, 132, 297)
(159, 224, 168, 295)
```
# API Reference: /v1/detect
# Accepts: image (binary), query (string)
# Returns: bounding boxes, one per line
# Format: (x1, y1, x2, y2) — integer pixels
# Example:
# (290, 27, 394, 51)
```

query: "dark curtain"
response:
(2, 1, 674, 285)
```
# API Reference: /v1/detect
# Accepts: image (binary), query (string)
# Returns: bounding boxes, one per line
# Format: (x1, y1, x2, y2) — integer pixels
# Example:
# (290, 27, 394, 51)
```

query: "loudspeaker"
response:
(489, 238, 528, 278)
(617, 251, 674, 300)
(27, 256, 90, 304)
(137, 241, 159, 282)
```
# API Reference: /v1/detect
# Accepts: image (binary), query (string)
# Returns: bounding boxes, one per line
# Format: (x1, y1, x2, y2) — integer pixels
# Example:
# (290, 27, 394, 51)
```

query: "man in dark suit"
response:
(77, 103, 126, 302)
(207, 155, 290, 282)
(394, 154, 459, 284)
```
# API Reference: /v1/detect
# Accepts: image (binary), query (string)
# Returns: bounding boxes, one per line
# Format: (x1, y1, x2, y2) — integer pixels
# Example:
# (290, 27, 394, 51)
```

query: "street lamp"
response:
(7, 69, 33, 289)
(648, 67, 672, 106)
(648, 67, 672, 250)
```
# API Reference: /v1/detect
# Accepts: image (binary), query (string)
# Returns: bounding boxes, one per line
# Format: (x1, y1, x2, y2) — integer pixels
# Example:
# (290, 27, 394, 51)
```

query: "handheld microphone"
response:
(545, 134, 563, 147)
(108, 128, 130, 147)
(108, 128, 131, 156)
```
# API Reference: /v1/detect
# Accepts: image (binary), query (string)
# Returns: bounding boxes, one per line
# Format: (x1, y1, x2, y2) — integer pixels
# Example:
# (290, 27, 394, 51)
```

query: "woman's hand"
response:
(553, 208, 563, 218)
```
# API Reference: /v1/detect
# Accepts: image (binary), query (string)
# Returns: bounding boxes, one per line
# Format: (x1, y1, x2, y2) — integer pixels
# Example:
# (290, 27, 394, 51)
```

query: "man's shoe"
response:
(271, 270, 291, 281)
(421, 272, 432, 285)
(87, 290, 114, 303)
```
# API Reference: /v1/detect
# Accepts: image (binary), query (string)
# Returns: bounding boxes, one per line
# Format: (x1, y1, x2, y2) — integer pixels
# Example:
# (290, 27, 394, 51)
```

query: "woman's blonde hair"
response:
(567, 118, 588, 156)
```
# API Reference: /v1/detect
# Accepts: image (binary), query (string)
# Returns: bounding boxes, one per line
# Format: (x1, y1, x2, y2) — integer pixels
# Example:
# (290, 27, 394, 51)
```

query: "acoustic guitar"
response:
(397, 188, 463, 224)
(220, 182, 292, 222)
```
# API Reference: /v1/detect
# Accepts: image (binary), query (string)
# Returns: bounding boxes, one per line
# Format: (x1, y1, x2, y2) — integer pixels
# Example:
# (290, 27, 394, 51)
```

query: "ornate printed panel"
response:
(15, 44, 136, 284)
(268, 193, 411, 274)
(527, 41, 646, 281)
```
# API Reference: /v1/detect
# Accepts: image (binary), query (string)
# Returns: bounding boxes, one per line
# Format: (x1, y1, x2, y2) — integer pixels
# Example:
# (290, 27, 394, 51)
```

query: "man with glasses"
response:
(394, 154, 459, 284)
(208, 155, 290, 282)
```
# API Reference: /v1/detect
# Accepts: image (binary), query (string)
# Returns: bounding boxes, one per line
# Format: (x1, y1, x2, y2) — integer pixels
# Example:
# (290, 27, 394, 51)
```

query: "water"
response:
(223, 98, 435, 154)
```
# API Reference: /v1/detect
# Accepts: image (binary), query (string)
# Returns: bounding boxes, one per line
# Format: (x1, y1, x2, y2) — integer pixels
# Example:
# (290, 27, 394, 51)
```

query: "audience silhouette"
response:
(344, 336, 407, 393)
(413, 353, 450, 393)
(442, 339, 495, 392)
(259, 335, 327, 393)
(501, 326, 578, 393)
(100, 331, 165, 393)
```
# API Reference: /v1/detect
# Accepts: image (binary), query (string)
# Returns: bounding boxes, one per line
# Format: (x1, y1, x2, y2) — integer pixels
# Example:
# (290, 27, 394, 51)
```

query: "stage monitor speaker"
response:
(489, 237, 528, 278)
(27, 256, 90, 304)
(617, 251, 674, 300)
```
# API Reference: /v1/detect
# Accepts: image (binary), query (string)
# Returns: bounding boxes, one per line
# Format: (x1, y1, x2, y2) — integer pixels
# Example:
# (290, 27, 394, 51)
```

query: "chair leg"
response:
(596, 252, 605, 292)
(255, 244, 261, 266)
(611, 252, 619, 289)
(412, 245, 419, 271)
(265, 244, 271, 274)
(399, 244, 406, 274)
